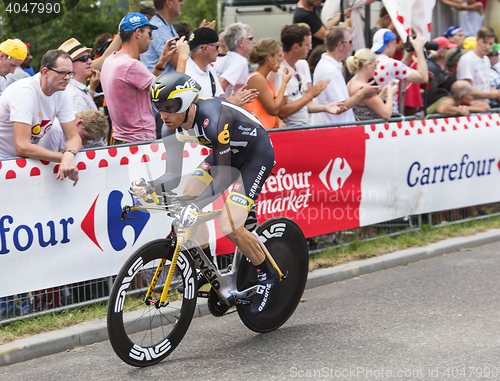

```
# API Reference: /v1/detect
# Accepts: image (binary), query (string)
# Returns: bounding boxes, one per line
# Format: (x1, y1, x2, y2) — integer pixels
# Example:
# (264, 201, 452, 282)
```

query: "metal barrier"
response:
(3, 202, 500, 324)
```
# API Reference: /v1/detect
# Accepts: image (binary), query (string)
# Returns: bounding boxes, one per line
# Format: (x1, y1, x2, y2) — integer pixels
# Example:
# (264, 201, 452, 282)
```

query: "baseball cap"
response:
(490, 43, 500, 54)
(189, 27, 218, 50)
(0, 39, 27, 60)
(445, 47, 465, 66)
(59, 38, 92, 60)
(371, 29, 397, 53)
(463, 37, 477, 50)
(119, 12, 158, 32)
(432, 36, 458, 50)
(444, 26, 463, 39)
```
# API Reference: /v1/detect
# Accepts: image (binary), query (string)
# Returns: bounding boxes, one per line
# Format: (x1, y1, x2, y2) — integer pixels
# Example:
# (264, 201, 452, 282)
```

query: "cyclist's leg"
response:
(219, 134, 277, 314)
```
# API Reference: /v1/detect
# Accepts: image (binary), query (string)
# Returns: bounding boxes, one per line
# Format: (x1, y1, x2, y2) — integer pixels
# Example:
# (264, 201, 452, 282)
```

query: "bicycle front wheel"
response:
(107, 239, 197, 367)
(236, 217, 309, 333)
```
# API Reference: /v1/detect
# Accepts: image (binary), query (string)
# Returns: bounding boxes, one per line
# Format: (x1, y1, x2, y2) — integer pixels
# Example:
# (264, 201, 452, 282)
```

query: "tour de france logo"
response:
(3, 0, 79, 33)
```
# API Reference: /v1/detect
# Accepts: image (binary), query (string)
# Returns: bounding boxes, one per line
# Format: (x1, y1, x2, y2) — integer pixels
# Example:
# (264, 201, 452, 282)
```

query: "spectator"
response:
(427, 37, 458, 81)
(172, 20, 192, 41)
(488, 43, 500, 107)
(440, 0, 484, 37)
(371, 29, 429, 114)
(425, 79, 489, 115)
(101, 12, 183, 145)
(0, 49, 80, 182)
(444, 26, 466, 46)
(268, 23, 344, 127)
(371, 7, 392, 41)
(310, 26, 380, 126)
(93, 33, 112, 53)
(457, 27, 500, 103)
(428, 47, 466, 105)
(346, 48, 398, 120)
(321, 0, 377, 52)
(243, 38, 292, 129)
(0, 39, 27, 95)
(140, 1, 156, 20)
(140, 0, 183, 72)
(218, 29, 228, 57)
(58, 38, 100, 113)
(492, 43, 500, 73)
(214, 22, 255, 97)
(293, 0, 329, 50)
(307, 43, 325, 76)
(40, 109, 108, 152)
(5, 40, 32, 86)
(186, 27, 257, 105)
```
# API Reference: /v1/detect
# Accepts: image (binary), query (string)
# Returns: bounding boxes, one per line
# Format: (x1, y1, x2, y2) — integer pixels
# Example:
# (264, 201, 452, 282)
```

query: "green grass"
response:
(2, 216, 500, 345)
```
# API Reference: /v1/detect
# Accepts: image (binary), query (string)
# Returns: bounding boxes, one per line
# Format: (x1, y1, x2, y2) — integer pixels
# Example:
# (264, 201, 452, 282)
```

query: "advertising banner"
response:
(1, 114, 500, 295)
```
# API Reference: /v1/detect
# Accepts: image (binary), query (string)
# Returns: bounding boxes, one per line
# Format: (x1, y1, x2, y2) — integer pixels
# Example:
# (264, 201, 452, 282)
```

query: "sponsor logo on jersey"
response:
(203, 119, 209, 128)
(218, 123, 230, 144)
(227, 192, 254, 210)
(237, 125, 257, 137)
(202, 163, 211, 170)
(233, 183, 242, 191)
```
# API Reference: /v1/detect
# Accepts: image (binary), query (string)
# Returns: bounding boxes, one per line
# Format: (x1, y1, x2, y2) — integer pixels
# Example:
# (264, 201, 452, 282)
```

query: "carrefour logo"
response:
(319, 158, 352, 191)
(407, 154, 497, 187)
(82, 190, 150, 251)
(0, 190, 150, 255)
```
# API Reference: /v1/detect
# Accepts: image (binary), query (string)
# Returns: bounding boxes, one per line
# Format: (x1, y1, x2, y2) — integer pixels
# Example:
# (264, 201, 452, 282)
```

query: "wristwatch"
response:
(62, 149, 77, 156)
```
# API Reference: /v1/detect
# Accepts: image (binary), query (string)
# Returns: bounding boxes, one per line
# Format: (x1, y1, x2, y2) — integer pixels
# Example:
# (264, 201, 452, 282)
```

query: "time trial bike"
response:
(107, 191, 309, 367)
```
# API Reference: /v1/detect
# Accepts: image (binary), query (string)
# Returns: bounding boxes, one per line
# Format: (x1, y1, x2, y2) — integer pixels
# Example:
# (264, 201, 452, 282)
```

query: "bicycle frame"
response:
(122, 205, 284, 308)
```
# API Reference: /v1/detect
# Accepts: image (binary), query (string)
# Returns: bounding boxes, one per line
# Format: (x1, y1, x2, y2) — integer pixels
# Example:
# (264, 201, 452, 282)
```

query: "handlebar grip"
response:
(150, 192, 160, 204)
(142, 196, 149, 202)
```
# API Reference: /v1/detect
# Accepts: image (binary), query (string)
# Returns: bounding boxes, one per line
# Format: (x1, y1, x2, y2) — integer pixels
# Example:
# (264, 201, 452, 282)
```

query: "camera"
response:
(405, 35, 439, 52)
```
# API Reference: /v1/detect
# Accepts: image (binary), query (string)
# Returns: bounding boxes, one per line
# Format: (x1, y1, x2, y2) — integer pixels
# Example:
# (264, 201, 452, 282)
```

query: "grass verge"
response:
(2, 216, 500, 345)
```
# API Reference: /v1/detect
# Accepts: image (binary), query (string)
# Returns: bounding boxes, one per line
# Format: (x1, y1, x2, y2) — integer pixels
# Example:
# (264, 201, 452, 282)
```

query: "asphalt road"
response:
(2, 242, 500, 381)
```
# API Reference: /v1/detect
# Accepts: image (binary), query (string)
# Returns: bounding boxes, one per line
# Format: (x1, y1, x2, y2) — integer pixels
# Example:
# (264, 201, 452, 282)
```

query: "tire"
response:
(236, 217, 309, 333)
(107, 239, 197, 367)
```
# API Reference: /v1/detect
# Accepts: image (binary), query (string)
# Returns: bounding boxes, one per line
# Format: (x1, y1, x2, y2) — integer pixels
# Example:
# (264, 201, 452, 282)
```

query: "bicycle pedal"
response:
(198, 291, 209, 298)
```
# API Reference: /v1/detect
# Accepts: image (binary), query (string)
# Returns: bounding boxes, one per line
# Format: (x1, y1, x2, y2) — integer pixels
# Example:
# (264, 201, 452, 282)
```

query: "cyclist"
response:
(132, 71, 279, 315)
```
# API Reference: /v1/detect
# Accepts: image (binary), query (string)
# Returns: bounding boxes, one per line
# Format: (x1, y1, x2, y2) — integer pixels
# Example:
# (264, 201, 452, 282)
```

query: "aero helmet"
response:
(149, 71, 201, 113)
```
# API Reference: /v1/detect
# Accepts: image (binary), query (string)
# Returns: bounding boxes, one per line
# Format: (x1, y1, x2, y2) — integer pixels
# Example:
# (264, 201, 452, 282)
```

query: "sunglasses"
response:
(48, 68, 75, 79)
(242, 35, 254, 41)
(141, 29, 153, 37)
(342, 40, 353, 45)
(153, 98, 182, 113)
(72, 55, 91, 63)
(296, 73, 302, 93)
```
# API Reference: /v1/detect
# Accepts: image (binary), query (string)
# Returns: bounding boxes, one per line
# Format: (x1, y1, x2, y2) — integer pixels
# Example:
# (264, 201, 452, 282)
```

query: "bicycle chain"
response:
(207, 288, 230, 317)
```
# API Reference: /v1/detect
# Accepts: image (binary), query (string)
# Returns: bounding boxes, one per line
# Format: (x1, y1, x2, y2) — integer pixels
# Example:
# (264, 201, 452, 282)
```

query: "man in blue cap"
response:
(371, 28, 428, 113)
(444, 26, 465, 47)
(101, 12, 187, 144)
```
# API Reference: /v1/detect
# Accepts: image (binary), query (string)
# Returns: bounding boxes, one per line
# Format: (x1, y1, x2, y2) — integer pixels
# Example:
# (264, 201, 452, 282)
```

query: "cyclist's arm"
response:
(150, 130, 185, 193)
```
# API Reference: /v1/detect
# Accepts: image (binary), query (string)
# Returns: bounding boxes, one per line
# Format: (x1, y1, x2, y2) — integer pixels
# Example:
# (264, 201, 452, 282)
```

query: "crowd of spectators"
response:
(2, 0, 500, 318)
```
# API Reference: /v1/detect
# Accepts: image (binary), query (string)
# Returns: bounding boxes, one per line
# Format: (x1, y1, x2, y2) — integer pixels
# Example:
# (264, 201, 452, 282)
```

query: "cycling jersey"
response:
(151, 97, 275, 210)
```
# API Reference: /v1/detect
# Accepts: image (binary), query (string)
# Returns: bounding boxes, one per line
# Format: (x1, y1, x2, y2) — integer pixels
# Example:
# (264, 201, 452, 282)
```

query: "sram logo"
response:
(319, 158, 352, 191)
(81, 190, 150, 251)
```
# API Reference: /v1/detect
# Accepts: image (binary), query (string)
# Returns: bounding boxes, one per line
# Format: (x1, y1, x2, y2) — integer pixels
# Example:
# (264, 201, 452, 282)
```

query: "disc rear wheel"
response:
(236, 218, 309, 333)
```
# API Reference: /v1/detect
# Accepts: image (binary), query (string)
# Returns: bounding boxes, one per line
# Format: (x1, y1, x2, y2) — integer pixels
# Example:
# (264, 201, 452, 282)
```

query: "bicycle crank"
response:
(208, 288, 230, 317)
